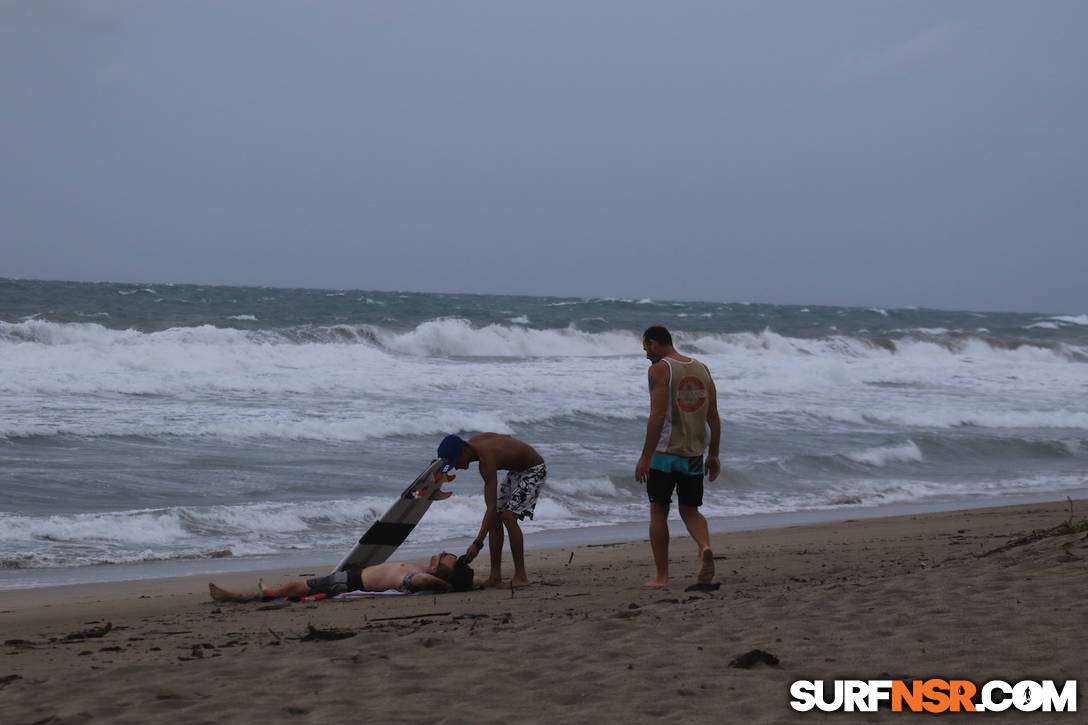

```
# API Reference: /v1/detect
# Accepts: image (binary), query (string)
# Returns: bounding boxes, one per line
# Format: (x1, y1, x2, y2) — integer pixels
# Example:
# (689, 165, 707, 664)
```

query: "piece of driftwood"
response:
(728, 649, 780, 668)
(300, 625, 356, 641)
(64, 622, 112, 640)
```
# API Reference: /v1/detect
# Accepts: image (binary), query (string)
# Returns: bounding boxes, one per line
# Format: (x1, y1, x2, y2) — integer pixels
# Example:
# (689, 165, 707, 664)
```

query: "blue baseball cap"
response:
(437, 434, 468, 472)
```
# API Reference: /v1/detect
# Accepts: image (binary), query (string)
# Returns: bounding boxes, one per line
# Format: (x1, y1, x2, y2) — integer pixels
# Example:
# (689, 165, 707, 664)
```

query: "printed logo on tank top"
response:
(676, 376, 707, 412)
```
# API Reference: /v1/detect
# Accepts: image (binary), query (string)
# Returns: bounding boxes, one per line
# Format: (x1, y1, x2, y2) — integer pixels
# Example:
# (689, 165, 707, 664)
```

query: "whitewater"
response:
(2, 278, 1086, 589)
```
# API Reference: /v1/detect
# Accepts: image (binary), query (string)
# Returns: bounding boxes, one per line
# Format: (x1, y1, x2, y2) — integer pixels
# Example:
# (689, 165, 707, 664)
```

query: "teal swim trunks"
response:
(647, 453, 704, 507)
(650, 452, 704, 476)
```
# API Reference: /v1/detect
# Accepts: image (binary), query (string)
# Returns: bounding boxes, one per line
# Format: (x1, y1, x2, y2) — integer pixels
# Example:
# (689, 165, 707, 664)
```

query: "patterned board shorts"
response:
(497, 463, 546, 520)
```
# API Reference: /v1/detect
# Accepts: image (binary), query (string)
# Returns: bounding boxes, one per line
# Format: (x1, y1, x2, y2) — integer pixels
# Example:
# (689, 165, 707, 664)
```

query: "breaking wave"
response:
(3, 318, 1084, 362)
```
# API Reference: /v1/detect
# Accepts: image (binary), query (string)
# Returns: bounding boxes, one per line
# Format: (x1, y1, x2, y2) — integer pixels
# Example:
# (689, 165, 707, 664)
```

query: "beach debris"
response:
(980, 499, 1088, 557)
(1057, 542, 1082, 562)
(978, 525, 1088, 557)
(177, 644, 209, 662)
(368, 611, 451, 623)
(301, 625, 356, 641)
(64, 622, 112, 641)
(728, 649, 780, 669)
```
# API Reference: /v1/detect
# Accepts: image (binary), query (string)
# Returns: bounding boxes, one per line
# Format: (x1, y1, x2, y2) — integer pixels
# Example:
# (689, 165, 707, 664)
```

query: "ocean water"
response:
(2, 278, 1086, 589)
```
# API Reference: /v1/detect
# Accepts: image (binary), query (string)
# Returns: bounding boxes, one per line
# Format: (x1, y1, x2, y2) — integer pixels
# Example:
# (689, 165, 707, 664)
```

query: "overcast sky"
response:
(2, 1, 1085, 313)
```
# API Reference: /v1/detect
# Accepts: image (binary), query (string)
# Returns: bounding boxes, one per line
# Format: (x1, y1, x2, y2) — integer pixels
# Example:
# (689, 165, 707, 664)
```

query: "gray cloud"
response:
(1, 1, 1085, 313)
(828, 22, 965, 87)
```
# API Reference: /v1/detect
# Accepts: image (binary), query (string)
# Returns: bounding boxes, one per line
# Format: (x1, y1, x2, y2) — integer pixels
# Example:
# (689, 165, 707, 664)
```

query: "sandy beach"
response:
(2, 499, 1085, 724)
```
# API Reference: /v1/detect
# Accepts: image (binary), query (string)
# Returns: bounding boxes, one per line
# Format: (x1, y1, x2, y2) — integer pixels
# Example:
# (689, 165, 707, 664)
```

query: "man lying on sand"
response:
(209, 552, 474, 602)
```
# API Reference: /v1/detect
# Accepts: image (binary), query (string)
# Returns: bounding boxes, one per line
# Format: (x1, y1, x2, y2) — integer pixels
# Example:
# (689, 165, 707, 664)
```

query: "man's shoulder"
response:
(469, 432, 508, 445)
(675, 354, 711, 374)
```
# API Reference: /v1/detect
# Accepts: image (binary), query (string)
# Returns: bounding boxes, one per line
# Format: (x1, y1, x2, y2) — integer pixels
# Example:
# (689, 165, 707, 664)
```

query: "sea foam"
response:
(843, 440, 924, 467)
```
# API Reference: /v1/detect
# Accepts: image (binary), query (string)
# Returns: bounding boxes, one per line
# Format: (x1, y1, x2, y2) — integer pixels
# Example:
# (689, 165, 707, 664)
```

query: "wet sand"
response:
(2, 499, 1086, 724)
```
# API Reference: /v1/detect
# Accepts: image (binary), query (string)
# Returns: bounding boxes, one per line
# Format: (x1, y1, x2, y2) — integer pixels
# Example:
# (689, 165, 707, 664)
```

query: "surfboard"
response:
(331, 459, 455, 574)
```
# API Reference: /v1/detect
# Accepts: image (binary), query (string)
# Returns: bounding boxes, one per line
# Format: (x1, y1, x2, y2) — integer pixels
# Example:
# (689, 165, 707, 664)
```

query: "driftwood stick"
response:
(368, 611, 451, 623)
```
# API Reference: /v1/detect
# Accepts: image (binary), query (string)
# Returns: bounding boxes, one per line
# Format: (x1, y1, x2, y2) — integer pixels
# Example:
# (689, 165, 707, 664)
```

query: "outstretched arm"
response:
(466, 460, 500, 561)
(406, 573, 452, 592)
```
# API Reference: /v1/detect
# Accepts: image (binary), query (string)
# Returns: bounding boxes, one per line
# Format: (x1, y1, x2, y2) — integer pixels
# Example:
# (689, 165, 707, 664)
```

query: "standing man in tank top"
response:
(635, 325, 721, 588)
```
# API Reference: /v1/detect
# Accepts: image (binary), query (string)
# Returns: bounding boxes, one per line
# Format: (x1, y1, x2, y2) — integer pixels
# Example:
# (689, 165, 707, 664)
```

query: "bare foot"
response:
(642, 578, 669, 587)
(698, 548, 715, 584)
(209, 583, 255, 603)
(508, 576, 531, 588)
(480, 576, 504, 588)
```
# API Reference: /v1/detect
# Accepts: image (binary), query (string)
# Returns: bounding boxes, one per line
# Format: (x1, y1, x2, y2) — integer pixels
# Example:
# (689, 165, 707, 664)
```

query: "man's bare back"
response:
(467, 433, 543, 472)
(438, 432, 546, 588)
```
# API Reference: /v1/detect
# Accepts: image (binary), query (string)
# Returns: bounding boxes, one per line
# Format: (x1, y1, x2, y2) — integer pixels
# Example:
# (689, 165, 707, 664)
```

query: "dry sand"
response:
(2, 499, 1086, 724)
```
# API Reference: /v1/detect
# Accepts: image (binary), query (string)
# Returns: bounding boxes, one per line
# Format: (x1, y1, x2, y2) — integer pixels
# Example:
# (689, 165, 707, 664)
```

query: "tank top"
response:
(655, 357, 712, 457)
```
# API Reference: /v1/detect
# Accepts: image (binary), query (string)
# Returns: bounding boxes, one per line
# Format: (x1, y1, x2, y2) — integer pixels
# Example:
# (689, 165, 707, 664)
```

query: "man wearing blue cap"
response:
(438, 432, 546, 588)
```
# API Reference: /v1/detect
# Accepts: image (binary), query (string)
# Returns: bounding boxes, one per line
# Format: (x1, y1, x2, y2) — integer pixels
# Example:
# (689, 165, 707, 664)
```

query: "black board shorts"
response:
(306, 567, 364, 595)
(646, 453, 704, 507)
